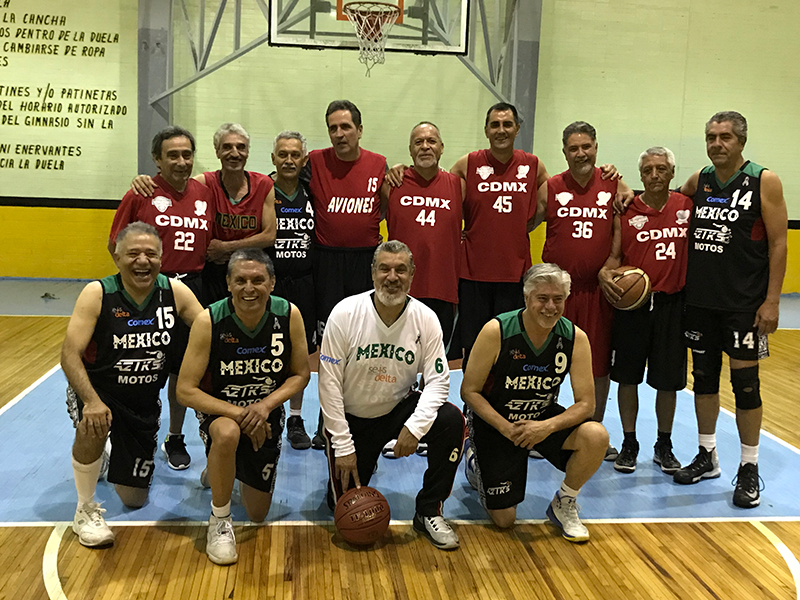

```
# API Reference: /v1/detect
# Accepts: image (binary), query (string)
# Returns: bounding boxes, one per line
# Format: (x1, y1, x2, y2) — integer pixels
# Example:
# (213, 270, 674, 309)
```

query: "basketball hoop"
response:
(343, 2, 401, 76)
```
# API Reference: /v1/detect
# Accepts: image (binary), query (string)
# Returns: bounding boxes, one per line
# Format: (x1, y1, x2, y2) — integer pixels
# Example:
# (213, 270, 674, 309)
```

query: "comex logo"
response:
(128, 318, 155, 327)
(320, 354, 342, 365)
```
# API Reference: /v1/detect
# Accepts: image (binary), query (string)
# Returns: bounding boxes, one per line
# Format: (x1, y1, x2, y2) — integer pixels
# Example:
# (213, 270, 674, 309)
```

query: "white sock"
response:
(698, 434, 716, 452)
(211, 501, 231, 519)
(558, 481, 580, 499)
(290, 408, 302, 418)
(740, 443, 759, 465)
(73, 455, 103, 509)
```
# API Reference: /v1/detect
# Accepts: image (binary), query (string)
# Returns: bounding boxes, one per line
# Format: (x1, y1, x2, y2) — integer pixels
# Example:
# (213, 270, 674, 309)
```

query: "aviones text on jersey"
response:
(326, 197, 374, 214)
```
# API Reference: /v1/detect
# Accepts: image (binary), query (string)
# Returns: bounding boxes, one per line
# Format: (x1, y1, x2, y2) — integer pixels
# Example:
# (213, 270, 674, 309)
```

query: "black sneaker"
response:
(311, 430, 325, 450)
(161, 434, 190, 470)
(673, 446, 720, 484)
(614, 440, 638, 473)
(732, 463, 762, 508)
(286, 416, 312, 450)
(653, 441, 681, 474)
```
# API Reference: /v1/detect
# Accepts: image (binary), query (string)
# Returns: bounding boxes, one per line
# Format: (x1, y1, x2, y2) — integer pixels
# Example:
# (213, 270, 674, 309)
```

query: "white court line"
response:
(43, 524, 69, 600)
(0, 363, 60, 418)
(753, 521, 800, 599)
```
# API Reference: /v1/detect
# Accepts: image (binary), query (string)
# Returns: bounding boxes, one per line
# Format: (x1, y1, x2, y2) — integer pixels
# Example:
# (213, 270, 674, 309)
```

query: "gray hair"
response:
(371, 240, 415, 271)
(523, 263, 571, 298)
(410, 121, 442, 142)
(562, 121, 597, 146)
(213, 123, 250, 151)
(116, 221, 162, 251)
(227, 248, 275, 278)
(638, 146, 676, 170)
(706, 111, 747, 145)
(273, 130, 308, 155)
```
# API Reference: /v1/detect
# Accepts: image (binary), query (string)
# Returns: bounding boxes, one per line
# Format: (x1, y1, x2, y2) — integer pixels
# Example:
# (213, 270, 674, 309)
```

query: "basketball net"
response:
(343, 2, 401, 76)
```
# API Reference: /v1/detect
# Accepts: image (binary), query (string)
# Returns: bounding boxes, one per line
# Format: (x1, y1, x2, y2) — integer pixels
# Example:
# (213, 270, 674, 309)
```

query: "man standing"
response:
(451, 103, 549, 365)
(461, 263, 608, 542)
(177, 249, 311, 564)
(110, 126, 214, 470)
(269, 130, 318, 449)
(536, 121, 625, 459)
(63, 222, 203, 546)
(673, 111, 787, 508)
(598, 147, 692, 474)
(308, 100, 390, 448)
(318, 241, 465, 550)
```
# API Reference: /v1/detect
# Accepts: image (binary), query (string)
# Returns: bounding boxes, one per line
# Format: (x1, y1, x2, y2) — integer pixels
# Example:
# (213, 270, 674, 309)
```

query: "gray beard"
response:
(376, 288, 405, 307)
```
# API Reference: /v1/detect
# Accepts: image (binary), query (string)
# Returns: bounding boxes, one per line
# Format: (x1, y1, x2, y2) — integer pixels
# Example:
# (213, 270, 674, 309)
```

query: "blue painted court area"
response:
(1, 369, 799, 524)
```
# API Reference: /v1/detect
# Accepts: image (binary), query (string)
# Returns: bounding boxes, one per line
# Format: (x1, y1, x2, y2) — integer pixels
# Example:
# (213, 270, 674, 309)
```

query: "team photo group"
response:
(61, 99, 787, 565)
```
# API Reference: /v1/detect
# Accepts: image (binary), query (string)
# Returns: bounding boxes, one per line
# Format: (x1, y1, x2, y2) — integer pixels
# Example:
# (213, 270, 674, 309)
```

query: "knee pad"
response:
(691, 351, 722, 395)
(731, 365, 761, 410)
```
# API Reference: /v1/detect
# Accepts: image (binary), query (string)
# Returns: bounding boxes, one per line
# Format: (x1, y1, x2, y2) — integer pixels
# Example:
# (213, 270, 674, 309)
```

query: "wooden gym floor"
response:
(1, 315, 799, 600)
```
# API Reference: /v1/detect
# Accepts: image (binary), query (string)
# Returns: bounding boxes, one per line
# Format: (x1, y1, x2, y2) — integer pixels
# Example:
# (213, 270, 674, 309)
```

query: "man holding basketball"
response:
(673, 111, 787, 508)
(318, 241, 465, 550)
(461, 263, 608, 542)
(598, 147, 693, 474)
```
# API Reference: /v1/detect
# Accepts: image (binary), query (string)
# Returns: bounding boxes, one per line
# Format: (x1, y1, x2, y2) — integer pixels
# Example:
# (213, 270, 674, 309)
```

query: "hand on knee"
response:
(488, 507, 516, 529)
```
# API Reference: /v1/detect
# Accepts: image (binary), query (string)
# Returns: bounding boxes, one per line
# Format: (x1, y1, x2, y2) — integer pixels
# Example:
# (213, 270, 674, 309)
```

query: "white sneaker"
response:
(206, 514, 238, 565)
(528, 449, 544, 459)
(381, 439, 398, 459)
(415, 442, 429, 457)
(98, 436, 112, 481)
(413, 513, 459, 550)
(73, 502, 115, 547)
(200, 468, 210, 489)
(464, 443, 479, 491)
(546, 493, 589, 543)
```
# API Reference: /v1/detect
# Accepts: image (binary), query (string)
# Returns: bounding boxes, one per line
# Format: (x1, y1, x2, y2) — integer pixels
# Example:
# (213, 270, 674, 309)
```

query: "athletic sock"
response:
(289, 408, 302, 418)
(623, 431, 637, 444)
(740, 443, 759, 466)
(211, 501, 232, 519)
(657, 431, 672, 444)
(698, 434, 716, 453)
(558, 481, 580, 499)
(73, 455, 103, 509)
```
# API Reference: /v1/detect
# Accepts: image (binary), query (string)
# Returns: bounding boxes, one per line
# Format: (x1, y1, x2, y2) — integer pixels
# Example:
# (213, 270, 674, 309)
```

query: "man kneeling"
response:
(461, 263, 608, 542)
(178, 249, 310, 564)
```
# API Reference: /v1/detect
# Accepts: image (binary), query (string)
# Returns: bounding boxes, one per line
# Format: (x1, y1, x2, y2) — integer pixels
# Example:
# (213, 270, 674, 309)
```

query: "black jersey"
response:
(482, 311, 574, 422)
(272, 177, 315, 277)
(200, 295, 293, 416)
(687, 161, 769, 311)
(82, 273, 176, 414)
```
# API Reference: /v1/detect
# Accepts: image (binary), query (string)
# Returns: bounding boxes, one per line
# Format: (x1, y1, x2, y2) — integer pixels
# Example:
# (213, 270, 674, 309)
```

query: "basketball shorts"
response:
(66, 385, 160, 489)
(201, 261, 228, 306)
(683, 305, 768, 361)
(314, 244, 375, 341)
(273, 271, 317, 354)
(198, 405, 285, 494)
(468, 404, 579, 511)
(324, 392, 465, 517)
(563, 282, 613, 378)
(458, 279, 524, 366)
(610, 291, 687, 391)
(417, 297, 460, 361)
(165, 271, 204, 374)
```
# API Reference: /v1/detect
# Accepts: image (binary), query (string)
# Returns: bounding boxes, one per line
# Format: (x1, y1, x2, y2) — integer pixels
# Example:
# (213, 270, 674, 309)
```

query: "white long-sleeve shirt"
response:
(318, 291, 450, 457)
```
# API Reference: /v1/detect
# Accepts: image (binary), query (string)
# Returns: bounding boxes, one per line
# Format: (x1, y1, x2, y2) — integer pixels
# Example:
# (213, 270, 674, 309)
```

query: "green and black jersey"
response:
(482, 311, 575, 422)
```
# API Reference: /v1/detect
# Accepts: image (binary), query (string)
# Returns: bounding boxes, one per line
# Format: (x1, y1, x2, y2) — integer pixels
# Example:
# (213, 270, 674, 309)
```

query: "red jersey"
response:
(462, 149, 539, 282)
(204, 170, 273, 242)
(620, 192, 692, 294)
(542, 168, 617, 285)
(308, 147, 386, 247)
(387, 168, 463, 303)
(110, 175, 214, 275)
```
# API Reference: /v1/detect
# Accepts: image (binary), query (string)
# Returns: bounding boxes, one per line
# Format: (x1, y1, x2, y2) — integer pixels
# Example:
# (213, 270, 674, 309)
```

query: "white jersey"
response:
(319, 291, 450, 457)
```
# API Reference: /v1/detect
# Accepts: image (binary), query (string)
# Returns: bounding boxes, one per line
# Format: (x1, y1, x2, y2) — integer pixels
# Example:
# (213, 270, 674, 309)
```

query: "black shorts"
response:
(273, 271, 317, 354)
(684, 305, 768, 361)
(324, 392, 465, 517)
(313, 244, 375, 340)
(468, 404, 579, 511)
(459, 279, 524, 365)
(417, 297, 460, 361)
(610, 291, 687, 391)
(165, 272, 204, 374)
(66, 385, 159, 489)
(198, 405, 285, 494)
(201, 261, 228, 306)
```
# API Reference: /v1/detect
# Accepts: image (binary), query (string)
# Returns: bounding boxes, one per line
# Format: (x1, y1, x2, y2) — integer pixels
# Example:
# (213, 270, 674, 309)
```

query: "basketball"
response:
(334, 486, 391, 546)
(611, 266, 652, 311)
